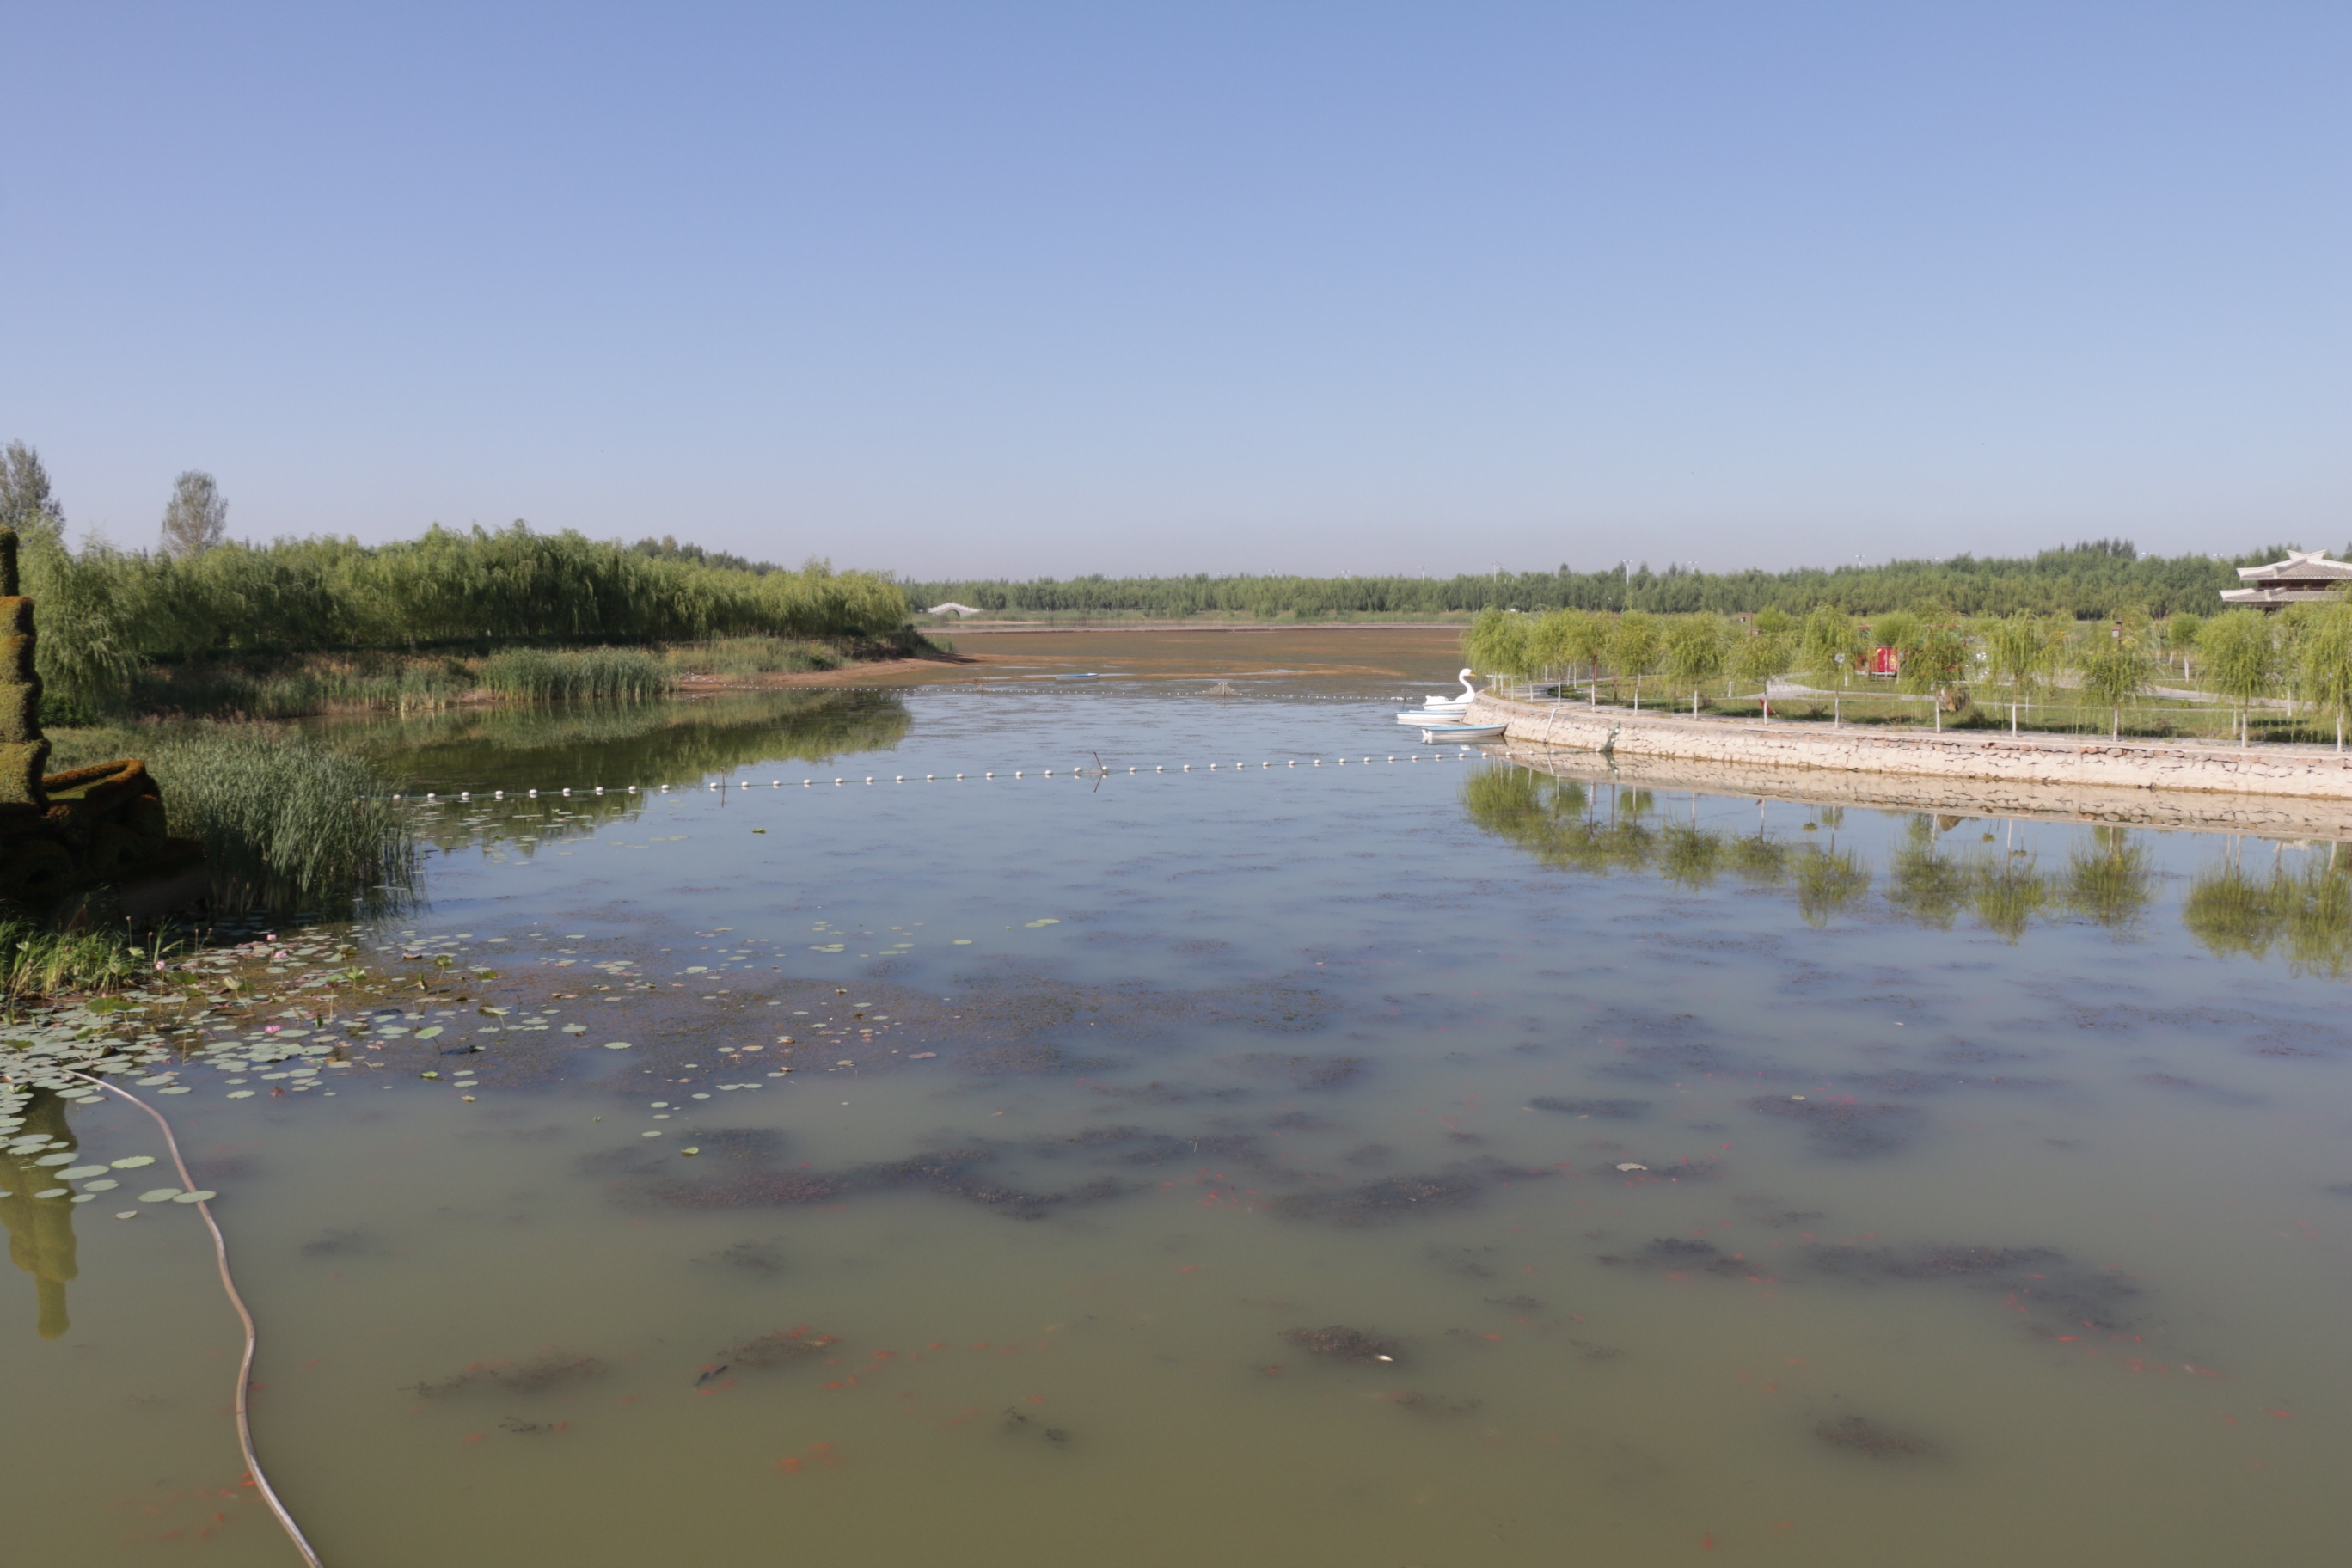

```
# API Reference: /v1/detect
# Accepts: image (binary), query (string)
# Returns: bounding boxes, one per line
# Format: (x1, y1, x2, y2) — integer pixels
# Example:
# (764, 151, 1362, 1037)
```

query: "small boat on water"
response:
(1418, 723, 1506, 743)
(1397, 669, 1480, 723)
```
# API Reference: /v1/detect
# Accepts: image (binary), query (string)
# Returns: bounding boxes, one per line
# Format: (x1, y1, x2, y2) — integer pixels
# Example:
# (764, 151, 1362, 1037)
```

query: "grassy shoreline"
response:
(106, 634, 945, 722)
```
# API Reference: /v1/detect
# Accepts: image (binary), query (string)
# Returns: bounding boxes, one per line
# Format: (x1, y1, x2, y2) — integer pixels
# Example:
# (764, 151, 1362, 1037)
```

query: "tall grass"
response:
(52, 725, 416, 915)
(0, 917, 157, 1002)
(665, 636, 844, 677)
(130, 657, 470, 719)
(12, 522, 913, 716)
(481, 646, 672, 703)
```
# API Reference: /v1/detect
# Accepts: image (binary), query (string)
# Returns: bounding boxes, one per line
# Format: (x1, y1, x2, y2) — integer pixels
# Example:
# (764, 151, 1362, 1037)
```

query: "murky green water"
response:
(6, 652, 2349, 1565)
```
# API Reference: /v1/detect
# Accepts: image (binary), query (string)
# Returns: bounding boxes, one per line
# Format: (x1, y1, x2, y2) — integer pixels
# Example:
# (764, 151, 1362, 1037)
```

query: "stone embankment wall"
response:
(1467, 694, 2352, 804)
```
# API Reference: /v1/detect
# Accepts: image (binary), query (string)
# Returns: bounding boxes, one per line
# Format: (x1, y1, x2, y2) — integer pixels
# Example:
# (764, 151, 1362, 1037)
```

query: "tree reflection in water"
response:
(0, 1093, 77, 1340)
(2184, 842, 2352, 977)
(1460, 765, 2187, 948)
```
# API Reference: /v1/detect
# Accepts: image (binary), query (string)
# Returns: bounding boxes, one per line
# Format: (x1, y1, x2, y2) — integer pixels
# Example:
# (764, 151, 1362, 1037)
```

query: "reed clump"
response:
(481, 646, 672, 704)
(666, 637, 843, 677)
(52, 724, 416, 915)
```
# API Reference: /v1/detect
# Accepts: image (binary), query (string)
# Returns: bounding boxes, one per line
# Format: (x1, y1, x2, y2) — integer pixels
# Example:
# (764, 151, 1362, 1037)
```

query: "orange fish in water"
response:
(1700, 1530, 1716, 1550)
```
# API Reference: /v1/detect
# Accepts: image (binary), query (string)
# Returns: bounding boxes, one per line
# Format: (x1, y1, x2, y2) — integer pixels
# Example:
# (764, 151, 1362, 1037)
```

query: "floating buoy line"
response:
(365, 750, 1493, 804)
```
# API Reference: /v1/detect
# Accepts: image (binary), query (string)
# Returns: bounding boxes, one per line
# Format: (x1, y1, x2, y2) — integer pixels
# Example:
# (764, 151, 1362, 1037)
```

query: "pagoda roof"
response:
(2233, 550, 2352, 584)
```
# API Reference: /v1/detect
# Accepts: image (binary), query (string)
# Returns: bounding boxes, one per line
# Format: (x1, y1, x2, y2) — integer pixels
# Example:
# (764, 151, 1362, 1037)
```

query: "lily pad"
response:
(416, 1026, 444, 1039)
(173, 1190, 217, 1204)
(227, 1090, 257, 1099)
(603, 1042, 633, 1050)
(81, 1179, 119, 1191)
(58, 1164, 109, 1179)
(138, 1187, 184, 1203)
(110, 1155, 156, 1168)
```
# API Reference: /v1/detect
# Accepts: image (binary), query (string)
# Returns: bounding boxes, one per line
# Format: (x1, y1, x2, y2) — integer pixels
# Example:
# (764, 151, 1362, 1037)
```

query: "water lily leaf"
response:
(81, 1179, 119, 1191)
(562, 1024, 587, 1034)
(173, 1190, 217, 1204)
(416, 1026, 444, 1038)
(58, 1164, 109, 1179)
(138, 1187, 184, 1203)
(110, 1155, 156, 1168)
(603, 1042, 633, 1050)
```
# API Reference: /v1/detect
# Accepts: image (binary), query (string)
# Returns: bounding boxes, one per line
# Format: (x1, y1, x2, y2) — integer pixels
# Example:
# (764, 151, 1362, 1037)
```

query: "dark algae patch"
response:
(1816, 1414, 1941, 1459)
(1280, 1325, 1401, 1363)
(1596, 1238, 1763, 1278)
(584, 1130, 1134, 1219)
(1220, 1051, 1367, 1090)
(1528, 1096, 1651, 1119)
(1743, 1096, 1929, 1156)
(1270, 1170, 1491, 1226)
(1802, 1242, 2144, 1333)
(413, 1352, 607, 1398)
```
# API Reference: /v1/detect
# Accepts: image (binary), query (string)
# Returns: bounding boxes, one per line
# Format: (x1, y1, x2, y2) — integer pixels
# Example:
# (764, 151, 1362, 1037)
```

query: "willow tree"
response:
(1663, 612, 1730, 715)
(1610, 612, 1664, 710)
(2074, 623, 2151, 739)
(1892, 610, 1971, 732)
(1798, 606, 1866, 722)
(2200, 609, 2278, 744)
(1984, 612, 2062, 733)
(1550, 609, 1612, 704)
(2294, 601, 2352, 750)
(1462, 608, 1532, 683)
(1731, 621, 1795, 717)
(1528, 608, 1603, 696)
(2162, 612, 2203, 680)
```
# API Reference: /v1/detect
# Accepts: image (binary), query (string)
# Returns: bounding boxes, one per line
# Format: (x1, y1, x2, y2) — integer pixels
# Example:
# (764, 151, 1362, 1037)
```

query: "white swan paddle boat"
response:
(1394, 669, 1481, 725)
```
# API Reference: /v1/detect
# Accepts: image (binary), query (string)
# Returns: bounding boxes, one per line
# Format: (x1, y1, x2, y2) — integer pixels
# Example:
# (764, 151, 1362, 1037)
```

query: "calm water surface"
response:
(6, 646, 2348, 1566)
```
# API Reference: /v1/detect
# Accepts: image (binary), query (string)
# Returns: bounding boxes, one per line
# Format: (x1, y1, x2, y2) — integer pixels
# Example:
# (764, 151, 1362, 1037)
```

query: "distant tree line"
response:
(909, 540, 2318, 622)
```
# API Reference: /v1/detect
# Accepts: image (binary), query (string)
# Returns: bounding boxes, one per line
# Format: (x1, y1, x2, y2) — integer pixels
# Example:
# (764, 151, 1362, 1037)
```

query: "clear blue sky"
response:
(4, 3, 2345, 578)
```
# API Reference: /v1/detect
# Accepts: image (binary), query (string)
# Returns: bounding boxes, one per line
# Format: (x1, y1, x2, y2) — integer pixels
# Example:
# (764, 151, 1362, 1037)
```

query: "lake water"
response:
(5, 634, 2348, 1566)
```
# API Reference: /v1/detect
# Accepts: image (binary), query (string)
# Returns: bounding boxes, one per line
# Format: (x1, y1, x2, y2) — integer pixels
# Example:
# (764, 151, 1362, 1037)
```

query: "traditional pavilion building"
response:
(2220, 550, 2352, 610)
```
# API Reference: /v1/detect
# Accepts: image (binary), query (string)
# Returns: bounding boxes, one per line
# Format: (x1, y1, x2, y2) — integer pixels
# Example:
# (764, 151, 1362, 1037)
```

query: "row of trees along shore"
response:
(0, 443, 915, 717)
(1462, 600, 2352, 748)
(909, 540, 2330, 622)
